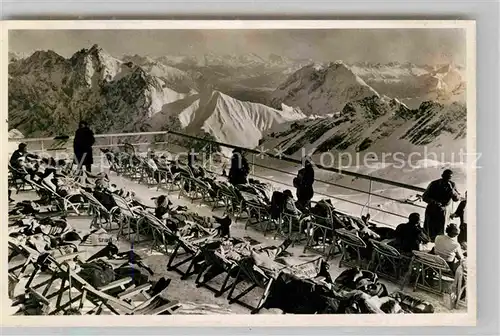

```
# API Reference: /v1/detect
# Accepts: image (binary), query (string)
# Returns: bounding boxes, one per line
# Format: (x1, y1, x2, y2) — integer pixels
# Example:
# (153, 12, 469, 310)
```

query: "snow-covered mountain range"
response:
(8, 45, 306, 149)
(8, 46, 467, 161)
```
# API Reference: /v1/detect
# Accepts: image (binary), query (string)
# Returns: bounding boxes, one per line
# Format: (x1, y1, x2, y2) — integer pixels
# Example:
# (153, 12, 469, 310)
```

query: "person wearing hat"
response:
(73, 120, 95, 173)
(10, 143, 28, 169)
(434, 223, 464, 273)
(422, 169, 460, 241)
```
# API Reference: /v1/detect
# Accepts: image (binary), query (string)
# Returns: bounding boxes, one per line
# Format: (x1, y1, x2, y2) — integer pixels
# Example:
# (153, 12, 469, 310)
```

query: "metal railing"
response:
(8, 130, 429, 227)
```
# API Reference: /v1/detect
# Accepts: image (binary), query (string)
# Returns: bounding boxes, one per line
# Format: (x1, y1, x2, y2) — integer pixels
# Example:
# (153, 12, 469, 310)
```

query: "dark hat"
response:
(442, 169, 453, 177)
(213, 215, 232, 227)
(446, 223, 460, 236)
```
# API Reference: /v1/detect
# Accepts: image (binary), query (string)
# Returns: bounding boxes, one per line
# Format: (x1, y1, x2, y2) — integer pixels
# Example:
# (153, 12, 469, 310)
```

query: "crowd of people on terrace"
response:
(9, 120, 467, 278)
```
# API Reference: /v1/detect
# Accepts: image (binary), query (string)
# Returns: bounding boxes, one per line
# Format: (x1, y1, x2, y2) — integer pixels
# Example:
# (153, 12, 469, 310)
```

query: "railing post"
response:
(252, 153, 255, 176)
(367, 175, 373, 216)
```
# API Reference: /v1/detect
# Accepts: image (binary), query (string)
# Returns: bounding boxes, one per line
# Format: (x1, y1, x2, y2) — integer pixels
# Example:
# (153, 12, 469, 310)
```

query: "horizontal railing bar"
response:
(8, 131, 169, 142)
(166, 130, 426, 193)
(251, 173, 408, 220)
(251, 161, 426, 210)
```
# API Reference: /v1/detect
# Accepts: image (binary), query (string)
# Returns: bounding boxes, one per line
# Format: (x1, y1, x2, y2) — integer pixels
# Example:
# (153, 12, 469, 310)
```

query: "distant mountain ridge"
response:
(9, 46, 466, 159)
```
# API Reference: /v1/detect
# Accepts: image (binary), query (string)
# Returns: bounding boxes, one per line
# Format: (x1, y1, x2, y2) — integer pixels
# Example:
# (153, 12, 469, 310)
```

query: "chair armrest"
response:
(118, 283, 152, 300)
(97, 277, 133, 292)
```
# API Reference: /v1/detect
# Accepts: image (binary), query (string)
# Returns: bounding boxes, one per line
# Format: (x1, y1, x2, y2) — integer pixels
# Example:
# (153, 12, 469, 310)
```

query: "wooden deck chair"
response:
(227, 257, 275, 314)
(24, 266, 135, 315)
(400, 250, 454, 295)
(194, 241, 241, 298)
(80, 190, 117, 231)
(9, 240, 83, 281)
(136, 210, 176, 255)
(25, 256, 179, 316)
(167, 229, 215, 280)
(367, 239, 411, 283)
(244, 198, 274, 235)
(334, 228, 368, 268)
(111, 194, 147, 245)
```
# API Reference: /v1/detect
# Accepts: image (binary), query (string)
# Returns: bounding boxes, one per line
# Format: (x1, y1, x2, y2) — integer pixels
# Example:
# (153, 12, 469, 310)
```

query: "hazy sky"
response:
(9, 29, 466, 65)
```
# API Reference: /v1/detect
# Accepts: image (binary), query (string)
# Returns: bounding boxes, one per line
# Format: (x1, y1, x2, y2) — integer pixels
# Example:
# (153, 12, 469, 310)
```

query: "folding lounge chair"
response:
(274, 212, 307, 247)
(195, 241, 242, 298)
(138, 161, 161, 187)
(167, 226, 216, 280)
(26, 257, 180, 315)
(24, 251, 180, 315)
(227, 257, 275, 314)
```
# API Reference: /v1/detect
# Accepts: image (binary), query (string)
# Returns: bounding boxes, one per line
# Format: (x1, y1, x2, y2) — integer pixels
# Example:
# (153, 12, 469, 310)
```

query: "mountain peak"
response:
(270, 61, 379, 116)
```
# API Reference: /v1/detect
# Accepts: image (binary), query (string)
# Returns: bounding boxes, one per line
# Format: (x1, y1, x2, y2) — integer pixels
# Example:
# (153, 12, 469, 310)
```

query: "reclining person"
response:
(92, 178, 118, 211)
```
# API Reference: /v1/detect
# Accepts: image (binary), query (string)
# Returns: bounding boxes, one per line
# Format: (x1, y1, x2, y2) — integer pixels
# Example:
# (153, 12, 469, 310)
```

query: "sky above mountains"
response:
(10, 28, 466, 65)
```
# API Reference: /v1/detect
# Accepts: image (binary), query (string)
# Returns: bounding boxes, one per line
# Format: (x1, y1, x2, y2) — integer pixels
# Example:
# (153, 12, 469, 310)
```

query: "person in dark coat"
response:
(422, 169, 460, 241)
(228, 148, 249, 186)
(390, 213, 430, 255)
(294, 157, 315, 210)
(73, 121, 95, 173)
(451, 191, 467, 248)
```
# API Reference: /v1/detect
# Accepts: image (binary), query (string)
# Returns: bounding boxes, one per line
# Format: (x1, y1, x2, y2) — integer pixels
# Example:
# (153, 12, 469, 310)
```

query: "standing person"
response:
(73, 121, 95, 173)
(293, 157, 315, 210)
(434, 224, 464, 273)
(422, 169, 460, 241)
(228, 148, 249, 186)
